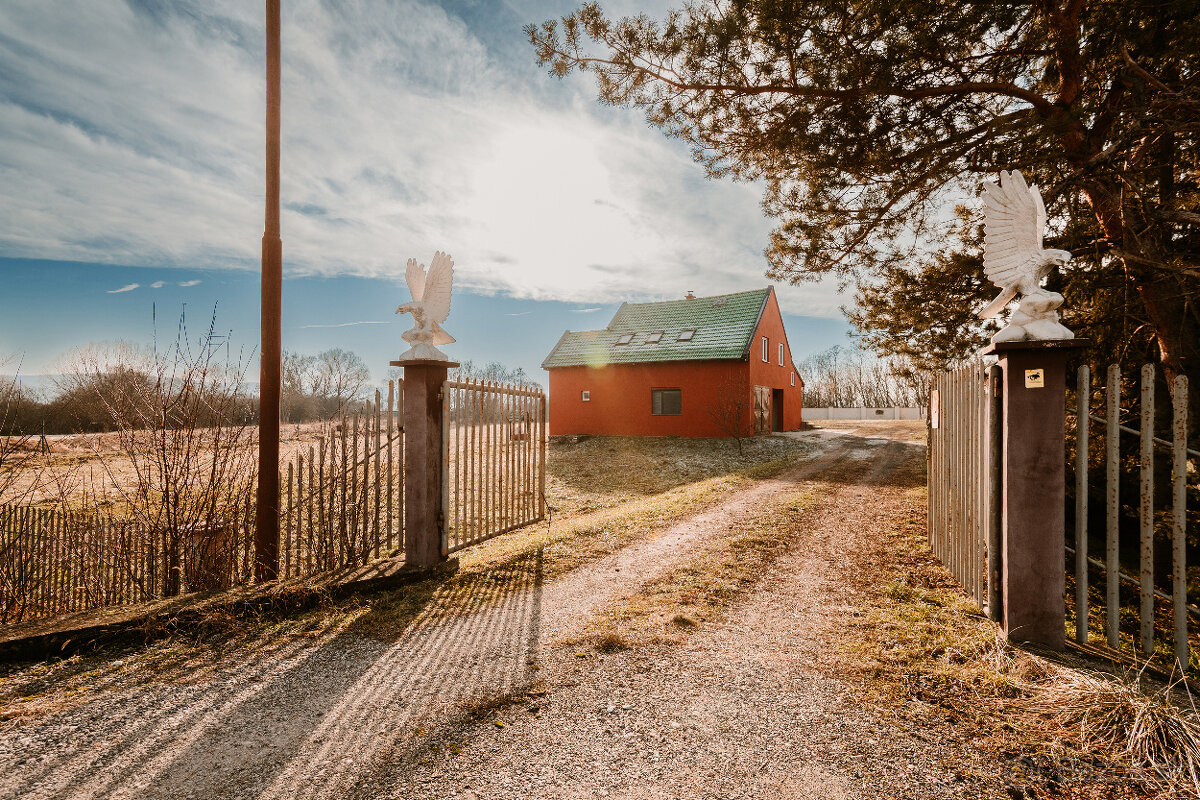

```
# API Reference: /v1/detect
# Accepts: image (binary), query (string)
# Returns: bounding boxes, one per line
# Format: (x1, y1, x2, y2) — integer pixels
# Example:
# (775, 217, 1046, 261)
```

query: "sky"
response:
(0, 0, 857, 389)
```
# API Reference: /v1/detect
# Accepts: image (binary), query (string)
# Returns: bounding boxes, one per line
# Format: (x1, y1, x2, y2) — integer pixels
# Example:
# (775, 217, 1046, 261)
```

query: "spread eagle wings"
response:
(979, 170, 1047, 318)
(404, 250, 454, 324)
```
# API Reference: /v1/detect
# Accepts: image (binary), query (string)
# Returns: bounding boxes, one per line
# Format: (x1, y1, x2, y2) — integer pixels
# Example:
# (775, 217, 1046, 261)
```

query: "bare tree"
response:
(312, 348, 370, 418)
(83, 316, 258, 596)
(797, 347, 926, 408)
(707, 372, 754, 452)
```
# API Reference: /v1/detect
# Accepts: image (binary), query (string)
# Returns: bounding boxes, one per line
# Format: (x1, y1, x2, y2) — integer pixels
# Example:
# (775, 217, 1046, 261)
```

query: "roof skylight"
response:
(677, 329, 695, 341)
(615, 333, 634, 345)
(646, 331, 663, 343)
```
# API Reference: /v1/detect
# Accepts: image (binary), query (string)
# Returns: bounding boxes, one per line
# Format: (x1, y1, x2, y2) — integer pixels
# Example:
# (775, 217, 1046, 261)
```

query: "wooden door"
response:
(753, 385, 771, 434)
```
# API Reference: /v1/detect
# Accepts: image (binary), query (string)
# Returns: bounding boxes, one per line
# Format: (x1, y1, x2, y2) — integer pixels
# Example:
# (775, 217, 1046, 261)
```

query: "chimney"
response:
(685, 290, 696, 300)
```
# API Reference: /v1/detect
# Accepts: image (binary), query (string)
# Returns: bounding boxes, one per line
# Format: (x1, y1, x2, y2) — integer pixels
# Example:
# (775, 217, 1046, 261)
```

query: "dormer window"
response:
(615, 333, 634, 345)
(646, 331, 663, 344)
(677, 329, 695, 341)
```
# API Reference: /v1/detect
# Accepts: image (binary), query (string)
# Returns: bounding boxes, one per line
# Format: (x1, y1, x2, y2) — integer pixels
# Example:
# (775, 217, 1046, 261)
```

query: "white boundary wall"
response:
(804, 406, 925, 420)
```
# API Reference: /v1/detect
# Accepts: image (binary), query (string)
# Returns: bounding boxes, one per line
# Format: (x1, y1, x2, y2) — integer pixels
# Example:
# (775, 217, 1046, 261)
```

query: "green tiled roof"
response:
(542, 288, 771, 369)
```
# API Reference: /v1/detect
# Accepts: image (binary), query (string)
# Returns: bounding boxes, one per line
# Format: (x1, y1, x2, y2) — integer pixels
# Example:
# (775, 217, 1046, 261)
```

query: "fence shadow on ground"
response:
(9, 549, 544, 800)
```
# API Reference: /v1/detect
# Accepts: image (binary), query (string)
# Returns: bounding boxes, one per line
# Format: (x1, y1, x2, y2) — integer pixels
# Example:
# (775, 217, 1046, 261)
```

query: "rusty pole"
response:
(255, 0, 282, 581)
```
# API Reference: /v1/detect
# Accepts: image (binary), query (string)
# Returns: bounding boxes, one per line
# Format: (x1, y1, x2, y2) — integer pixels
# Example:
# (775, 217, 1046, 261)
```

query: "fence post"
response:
(983, 339, 1089, 650)
(392, 357, 458, 568)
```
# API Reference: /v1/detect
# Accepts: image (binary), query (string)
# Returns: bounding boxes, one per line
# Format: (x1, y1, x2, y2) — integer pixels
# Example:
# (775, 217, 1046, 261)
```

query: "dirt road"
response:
(2, 423, 1019, 799)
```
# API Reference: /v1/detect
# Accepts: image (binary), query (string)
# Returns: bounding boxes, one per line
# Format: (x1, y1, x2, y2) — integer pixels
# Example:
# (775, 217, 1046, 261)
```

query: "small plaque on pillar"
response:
(1024, 369, 1044, 388)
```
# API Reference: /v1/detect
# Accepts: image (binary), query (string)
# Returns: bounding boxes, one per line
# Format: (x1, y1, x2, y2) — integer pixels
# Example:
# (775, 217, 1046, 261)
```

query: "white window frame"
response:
(778, 343, 784, 366)
(761, 336, 769, 362)
(790, 372, 795, 387)
(581, 390, 590, 402)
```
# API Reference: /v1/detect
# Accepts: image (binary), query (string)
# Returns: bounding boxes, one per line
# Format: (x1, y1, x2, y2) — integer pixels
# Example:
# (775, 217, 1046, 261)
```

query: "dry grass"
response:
(545, 434, 810, 518)
(568, 489, 815, 652)
(844, 483, 1194, 797)
(1031, 667, 1200, 797)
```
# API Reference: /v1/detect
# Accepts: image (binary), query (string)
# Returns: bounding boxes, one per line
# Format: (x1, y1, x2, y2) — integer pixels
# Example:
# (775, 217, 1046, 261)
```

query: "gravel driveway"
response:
(3, 422, 1006, 800)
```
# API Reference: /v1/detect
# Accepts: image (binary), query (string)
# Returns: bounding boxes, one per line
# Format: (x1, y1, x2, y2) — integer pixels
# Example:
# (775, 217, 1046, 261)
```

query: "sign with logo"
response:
(1024, 369, 1045, 388)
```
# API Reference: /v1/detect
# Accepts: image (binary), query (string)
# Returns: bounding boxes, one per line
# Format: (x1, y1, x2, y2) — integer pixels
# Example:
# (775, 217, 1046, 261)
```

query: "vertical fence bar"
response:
(441, 379, 451, 557)
(386, 381, 395, 551)
(361, 414, 371, 564)
(1106, 364, 1121, 647)
(1075, 364, 1090, 643)
(374, 390, 382, 559)
(1139, 363, 1155, 655)
(285, 462, 294, 578)
(1172, 375, 1189, 668)
(988, 365, 1002, 621)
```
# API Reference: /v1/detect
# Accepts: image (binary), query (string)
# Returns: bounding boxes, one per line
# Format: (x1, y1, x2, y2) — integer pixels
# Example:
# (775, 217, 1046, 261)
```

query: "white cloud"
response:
(0, 0, 846, 317)
(105, 283, 138, 293)
(178, 280, 201, 287)
(151, 280, 165, 288)
(298, 320, 391, 329)
(572, 307, 602, 313)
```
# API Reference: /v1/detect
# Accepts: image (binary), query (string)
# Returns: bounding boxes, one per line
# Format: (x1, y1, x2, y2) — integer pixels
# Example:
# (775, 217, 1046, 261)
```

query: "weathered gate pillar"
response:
(983, 339, 1088, 650)
(391, 358, 457, 568)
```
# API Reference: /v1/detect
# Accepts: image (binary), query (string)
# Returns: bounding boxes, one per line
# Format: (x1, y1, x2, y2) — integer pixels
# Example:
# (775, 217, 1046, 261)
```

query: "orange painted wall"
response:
(546, 290, 804, 437)
(748, 290, 805, 430)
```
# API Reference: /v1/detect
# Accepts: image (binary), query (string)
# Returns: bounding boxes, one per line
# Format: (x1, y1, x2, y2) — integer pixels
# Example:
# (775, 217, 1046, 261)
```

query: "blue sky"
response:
(0, 1, 855, 388)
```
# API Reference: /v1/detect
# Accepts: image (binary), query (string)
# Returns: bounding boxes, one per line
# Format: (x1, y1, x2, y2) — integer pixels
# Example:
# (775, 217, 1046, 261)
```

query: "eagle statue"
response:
(977, 170, 1074, 343)
(395, 250, 456, 361)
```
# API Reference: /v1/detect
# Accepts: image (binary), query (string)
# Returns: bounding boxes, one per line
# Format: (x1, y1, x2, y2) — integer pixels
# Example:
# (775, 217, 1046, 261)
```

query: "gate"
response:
(928, 363, 1001, 616)
(442, 380, 547, 553)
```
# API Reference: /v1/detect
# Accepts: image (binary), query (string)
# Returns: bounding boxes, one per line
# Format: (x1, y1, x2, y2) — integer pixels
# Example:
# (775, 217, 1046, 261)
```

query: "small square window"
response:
(646, 331, 663, 343)
(778, 343, 784, 366)
(581, 390, 590, 402)
(651, 388, 682, 415)
(615, 333, 634, 345)
(677, 329, 695, 341)
(761, 336, 769, 362)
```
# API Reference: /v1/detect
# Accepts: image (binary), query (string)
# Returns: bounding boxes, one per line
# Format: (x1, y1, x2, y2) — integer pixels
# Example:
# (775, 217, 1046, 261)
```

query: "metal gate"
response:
(928, 363, 1001, 616)
(442, 379, 547, 553)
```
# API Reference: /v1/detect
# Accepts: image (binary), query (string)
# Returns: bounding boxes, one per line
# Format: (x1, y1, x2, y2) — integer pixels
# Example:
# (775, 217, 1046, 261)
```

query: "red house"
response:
(542, 288, 804, 437)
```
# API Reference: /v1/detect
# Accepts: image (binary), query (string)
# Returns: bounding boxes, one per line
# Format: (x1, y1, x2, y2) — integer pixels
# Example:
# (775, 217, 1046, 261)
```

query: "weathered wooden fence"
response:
(0, 383, 406, 624)
(442, 379, 546, 553)
(928, 363, 1000, 616)
(1069, 364, 1196, 665)
(277, 384, 404, 578)
(0, 499, 255, 624)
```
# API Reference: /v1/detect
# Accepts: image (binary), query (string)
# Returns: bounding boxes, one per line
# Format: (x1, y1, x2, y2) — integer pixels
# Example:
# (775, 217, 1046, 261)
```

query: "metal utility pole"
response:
(255, 0, 282, 581)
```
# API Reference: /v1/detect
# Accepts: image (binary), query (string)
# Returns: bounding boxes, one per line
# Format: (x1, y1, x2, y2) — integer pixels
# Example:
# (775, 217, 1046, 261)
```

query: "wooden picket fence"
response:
(277, 385, 404, 577)
(1, 378, 553, 626)
(0, 499, 256, 624)
(0, 383, 405, 624)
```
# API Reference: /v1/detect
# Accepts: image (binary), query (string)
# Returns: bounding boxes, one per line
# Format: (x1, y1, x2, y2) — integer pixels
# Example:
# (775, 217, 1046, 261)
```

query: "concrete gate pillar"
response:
(983, 339, 1088, 650)
(391, 358, 457, 568)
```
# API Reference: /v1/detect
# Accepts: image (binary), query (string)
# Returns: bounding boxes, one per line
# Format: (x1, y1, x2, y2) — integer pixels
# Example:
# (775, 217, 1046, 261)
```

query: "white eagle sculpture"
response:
(978, 170, 1074, 343)
(395, 250, 456, 361)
